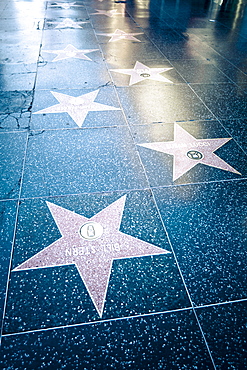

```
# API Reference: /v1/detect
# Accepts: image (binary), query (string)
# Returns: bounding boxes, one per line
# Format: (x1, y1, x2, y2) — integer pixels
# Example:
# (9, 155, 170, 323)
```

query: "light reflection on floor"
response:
(0, 0, 246, 369)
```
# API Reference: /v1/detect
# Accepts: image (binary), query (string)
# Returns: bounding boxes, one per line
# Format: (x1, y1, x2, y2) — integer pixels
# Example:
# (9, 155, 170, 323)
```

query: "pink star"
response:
(42, 44, 98, 62)
(110, 61, 173, 86)
(34, 89, 120, 128)
(138, 124, 241, 181)
(90, 9, 124, 17)
(49, 2, 83, 9)
(48, 19, 88, 29)
(96, 29, 143, 42)
(13, 196, 170, 316)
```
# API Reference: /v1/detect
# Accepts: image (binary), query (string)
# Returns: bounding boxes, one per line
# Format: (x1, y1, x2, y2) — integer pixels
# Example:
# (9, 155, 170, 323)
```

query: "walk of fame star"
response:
(90, 9, 124, 17)
(13, 196, 170, 316)
(138, 124, 241, 181)
(96, 29, 143, 42)
(42, 44, 98, 62)
(48, 18, 88, 29)
(34, 89, 120, 127)
(110, 61, 173, 86)
(49, 2, 83, 9)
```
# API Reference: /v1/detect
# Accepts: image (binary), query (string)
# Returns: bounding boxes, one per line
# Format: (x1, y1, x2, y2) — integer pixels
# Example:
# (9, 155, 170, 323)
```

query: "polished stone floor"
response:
(0, 0, 247, 368)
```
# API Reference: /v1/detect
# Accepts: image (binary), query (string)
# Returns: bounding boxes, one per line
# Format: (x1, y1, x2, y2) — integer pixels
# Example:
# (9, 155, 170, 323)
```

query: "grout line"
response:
(0, 1, 48, 346)
(150, 189, 194, 307)
(1, 4, 246, 369)
(192, 309, 217, 370)
(85, 2, 154, 191)
(150, 187, 219, 368)
(0, 172, 247, 202)
(194, 297, 247, 310)
(146, 22, 247, 159)
(2, 306, 194, 338)
(124, 2, 247, 166)
(2, 296, 246, 339)
(0, 166, 246, 204)
(0, 135, 29, 346)
(128, 1, 247, 109)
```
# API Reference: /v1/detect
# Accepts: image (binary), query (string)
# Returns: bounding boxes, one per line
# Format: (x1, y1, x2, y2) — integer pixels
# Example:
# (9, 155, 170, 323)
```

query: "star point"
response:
(34, 89, 120, 127)
(110, 61, 173, 86)
(13, 196, 170, 317)
(138, 124, 241, 181)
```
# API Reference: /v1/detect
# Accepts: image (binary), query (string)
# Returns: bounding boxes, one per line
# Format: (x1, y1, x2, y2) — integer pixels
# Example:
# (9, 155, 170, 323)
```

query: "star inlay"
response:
(48, 18, 88, 29)
(42, 44, 98, 62)
(138, 124, 241, 181)
(110, 61, 173, 86)
(96, 29, 143, 42)
(49, 2, 83, 9)
(90, 9, 124, 17)
(34, 89, 120, 127)
(13, 196, 170, 316)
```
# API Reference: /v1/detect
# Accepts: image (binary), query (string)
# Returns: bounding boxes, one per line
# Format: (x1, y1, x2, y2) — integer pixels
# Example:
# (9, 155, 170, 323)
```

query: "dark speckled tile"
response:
(236, 83, 247, 96)
(0, 45, 40, 64)
(153, 179, 247, 306)
(0, 64, 37, 91)
(102, 41, 168, 65)
(142, 28, 185, 46)
(21, 127, 148, 198)
(208, 56, 247, 85)
(0, 27, 42, 46)
(0, 32, 42, 64)
(162, 33, 227, 64)
(0, 132, 28, 200)
(88, 10, 133, 30)
(0, 91, 33, 114)
(133, 121, 245, 186)
(149, 32, 208, 61)
(219, 118, 247, 154)
(3, 191, 190, 333)
(41, 29, 98, 49)
(196, 301, 247, 369)
(1, 0, 247, 367)
(35, 56, 111, 90)
(0, 200, 17, 330)
(0, 310, 215, 370)
(136, 19, 172, 33)
(0, 90, 32, 130)
(0, 17, 44, 32)
(0, 113, 30, 131)
(117, 85, 214, 125)
(170, 59, 232, 84)
(46, 4, 87, 20)
(196, 30, 247, 63)
(191, 83, 247, 120)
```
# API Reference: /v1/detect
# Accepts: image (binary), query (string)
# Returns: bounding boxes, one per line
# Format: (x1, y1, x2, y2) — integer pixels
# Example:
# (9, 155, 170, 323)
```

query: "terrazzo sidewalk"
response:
(0, 0, 246, 369)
